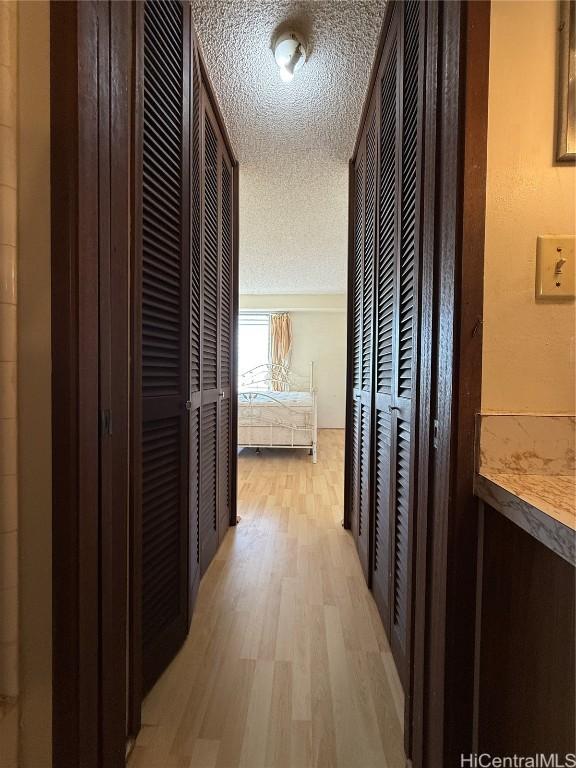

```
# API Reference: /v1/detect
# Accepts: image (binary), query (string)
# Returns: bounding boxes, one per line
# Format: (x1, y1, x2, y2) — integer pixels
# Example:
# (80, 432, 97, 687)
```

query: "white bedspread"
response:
(238, 390, 313, 408)
(238, 390, 314, 447)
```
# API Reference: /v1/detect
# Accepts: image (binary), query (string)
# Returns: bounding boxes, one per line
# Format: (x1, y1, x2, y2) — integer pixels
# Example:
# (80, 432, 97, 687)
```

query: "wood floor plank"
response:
(239, 660, 275, 768)
(189, 739, 221, 768)
(129, 430, 405, 768)
(265, 660, 293, 768)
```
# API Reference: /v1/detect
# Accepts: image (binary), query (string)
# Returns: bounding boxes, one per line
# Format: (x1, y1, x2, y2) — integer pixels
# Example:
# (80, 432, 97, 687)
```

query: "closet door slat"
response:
(388, 0, 422, 676)
(350, 148, 365, 566)
(141, 0, 190, 694)
(199, 104, 220, 574)
(372, 0, 423, 687)
(372, 21, 398, 641)
(188, 40, 201, 619)
(218, 156, 234, 542)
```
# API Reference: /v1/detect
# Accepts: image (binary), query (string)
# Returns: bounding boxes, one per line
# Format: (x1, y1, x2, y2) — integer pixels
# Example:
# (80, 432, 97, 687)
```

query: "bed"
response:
(238, 362, 318, 462)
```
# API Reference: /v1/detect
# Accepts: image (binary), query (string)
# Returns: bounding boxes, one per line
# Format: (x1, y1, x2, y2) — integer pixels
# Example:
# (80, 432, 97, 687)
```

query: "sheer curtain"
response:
(270, 312, 292, 390)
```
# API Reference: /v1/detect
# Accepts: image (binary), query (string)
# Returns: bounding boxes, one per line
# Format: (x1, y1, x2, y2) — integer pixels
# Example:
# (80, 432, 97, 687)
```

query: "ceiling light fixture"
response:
(273, 31, 307, 83)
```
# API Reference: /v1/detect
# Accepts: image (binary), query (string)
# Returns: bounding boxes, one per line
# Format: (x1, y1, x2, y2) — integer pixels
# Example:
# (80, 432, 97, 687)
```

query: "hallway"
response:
(129, 430, 405, 768)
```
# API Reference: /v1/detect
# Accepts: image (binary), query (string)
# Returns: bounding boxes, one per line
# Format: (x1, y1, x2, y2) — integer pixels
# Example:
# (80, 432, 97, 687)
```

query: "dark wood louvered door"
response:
(199, 94, 222, 574)
(135, 8, 237, 698)
(218, 151, 234, 544)
(349, 146, 364, 566)
(349, 100, 377, 582)
(188, 38, 202, 615)
(199, 90, 235, 568)
(140, 0, 191, 693)
(371, 12, 399, 638)
(371, 0, 424, 686)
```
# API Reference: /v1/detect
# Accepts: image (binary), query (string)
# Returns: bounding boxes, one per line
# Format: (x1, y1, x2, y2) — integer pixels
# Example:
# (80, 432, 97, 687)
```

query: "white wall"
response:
(482, 0, 575, 414)
(239, 294, 347, 429)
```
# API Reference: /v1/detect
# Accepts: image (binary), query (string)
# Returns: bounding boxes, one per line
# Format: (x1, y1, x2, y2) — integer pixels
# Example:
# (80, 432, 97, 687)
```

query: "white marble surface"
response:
(475, 472, 575, 564)
(478, 414, 575, 475)
(475, 414, 575, 564)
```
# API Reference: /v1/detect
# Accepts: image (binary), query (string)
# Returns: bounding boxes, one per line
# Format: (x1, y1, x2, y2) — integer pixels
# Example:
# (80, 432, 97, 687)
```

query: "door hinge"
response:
(100, 408, 113, 437)
(433, 418, 439, 449)
(185, 400, 192, 411)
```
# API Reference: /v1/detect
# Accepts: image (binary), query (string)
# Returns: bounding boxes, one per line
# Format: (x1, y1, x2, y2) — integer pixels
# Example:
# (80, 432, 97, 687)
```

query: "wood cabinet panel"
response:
(475, 502, 576, 757)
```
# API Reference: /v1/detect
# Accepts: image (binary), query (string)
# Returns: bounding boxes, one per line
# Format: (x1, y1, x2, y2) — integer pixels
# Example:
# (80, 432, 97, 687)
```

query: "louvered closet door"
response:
(350, 101, 377, 581)
(350, 147, 364, 570)
(218, 153, 234, 543)
(372, 0, 423, 686)
(372, 16, 399, 639)
(188, 40, 201, 616)
(199, 94, 221, 574)
(141, 0, 190, 693)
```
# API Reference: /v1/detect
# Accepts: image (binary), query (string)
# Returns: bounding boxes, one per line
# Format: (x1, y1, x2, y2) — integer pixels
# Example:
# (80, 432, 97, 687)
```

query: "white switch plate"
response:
(535, 235, 575, 300)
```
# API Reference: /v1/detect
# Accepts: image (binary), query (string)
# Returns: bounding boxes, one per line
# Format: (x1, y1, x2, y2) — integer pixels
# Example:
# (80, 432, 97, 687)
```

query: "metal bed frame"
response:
(238, 362, 318, 462)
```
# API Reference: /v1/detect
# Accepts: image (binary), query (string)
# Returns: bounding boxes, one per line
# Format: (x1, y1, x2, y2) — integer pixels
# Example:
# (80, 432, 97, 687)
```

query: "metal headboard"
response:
(238, 362, 314, 392)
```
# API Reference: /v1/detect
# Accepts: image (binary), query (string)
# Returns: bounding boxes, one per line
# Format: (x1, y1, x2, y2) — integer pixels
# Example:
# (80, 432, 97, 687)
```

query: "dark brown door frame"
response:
(412, 3, 490, 766)
(52, 2, 239, 761)
(128, 0, 144, 739)
(51, 2, 132, 766)
(408, 0, 440, 760)
(345, 1, 490, 765)
(345, 0, 427, 755)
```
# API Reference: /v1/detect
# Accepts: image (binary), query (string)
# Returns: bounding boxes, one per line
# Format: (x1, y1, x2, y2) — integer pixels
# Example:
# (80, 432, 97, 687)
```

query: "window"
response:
(238, 312, 270, 387)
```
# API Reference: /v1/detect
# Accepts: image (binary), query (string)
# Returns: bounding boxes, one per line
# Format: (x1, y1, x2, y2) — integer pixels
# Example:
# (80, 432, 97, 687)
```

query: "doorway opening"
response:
(49, 2, 490, 767)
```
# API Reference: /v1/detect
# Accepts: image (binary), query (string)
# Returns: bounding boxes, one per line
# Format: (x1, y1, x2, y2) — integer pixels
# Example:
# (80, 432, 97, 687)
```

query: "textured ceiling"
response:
(190, 0, 386, 294)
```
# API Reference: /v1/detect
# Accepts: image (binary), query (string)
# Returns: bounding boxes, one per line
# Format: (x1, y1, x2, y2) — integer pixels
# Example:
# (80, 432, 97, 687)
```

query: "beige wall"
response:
(239, 294, 347, 428)
(482, 0, 576, 414)
(240, 293, 347, 313)
(290, 311, 347, 428)
(0, 0, 19, 764)
(17, 3, 52, 766)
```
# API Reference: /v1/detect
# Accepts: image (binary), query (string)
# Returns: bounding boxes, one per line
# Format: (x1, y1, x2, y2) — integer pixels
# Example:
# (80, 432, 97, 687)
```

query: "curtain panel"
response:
(270, 312, 292, 390)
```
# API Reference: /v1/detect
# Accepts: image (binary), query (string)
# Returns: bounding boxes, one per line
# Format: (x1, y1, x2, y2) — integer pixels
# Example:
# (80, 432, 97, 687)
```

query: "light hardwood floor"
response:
(129, 429, 405, 768)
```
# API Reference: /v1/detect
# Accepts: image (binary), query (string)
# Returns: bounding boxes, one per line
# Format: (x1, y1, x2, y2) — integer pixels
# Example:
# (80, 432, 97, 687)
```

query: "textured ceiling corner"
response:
(190, 0, 386, 293)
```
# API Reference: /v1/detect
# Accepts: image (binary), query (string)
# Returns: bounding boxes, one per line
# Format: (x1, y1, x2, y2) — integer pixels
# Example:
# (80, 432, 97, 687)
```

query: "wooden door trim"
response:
(230, 162, 239, 526)
(101, 3, 131, 761)
(414, 2, 490, 766)
(343, 159, 355, 531)
(410, 1, 440, 762)
(51, 4, 100, 762)
(51, 2, 132, 765)
(128, 0, 144, 738)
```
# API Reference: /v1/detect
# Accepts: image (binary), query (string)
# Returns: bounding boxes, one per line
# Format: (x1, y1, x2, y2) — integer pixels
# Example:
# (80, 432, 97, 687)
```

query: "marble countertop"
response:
(475, 470, 575, 565)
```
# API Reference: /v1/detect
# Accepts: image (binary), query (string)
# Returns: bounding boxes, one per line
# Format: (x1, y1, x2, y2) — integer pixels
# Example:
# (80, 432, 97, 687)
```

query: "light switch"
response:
(535, 235, 575, 300)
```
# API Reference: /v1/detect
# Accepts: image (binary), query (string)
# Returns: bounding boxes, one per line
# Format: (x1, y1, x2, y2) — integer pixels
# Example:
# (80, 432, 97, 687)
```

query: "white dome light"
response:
(273, 31, 306, 83)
